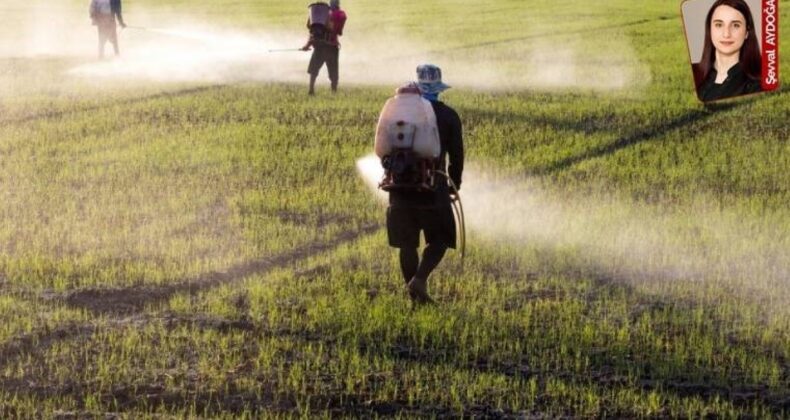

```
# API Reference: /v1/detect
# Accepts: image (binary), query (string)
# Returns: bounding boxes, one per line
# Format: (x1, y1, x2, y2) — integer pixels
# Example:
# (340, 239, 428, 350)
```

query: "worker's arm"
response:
(301, 18, 314, 50)
(111, 0, 126, 27)
(447, 108, 464, 192)
(116, 12, 127, 27)
(300, 36, 314, 51)
(89, 0, 98, 20)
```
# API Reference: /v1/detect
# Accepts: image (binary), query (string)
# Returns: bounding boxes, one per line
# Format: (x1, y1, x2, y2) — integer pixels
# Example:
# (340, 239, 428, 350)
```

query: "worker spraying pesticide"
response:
(375, 65, 465, 306)
(300, 1, 347, 95)
(89, 0, 127, 59)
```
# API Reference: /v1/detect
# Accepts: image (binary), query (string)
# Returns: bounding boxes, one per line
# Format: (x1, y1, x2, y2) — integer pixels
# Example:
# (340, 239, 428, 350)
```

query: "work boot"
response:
(407, 276, 434, 305)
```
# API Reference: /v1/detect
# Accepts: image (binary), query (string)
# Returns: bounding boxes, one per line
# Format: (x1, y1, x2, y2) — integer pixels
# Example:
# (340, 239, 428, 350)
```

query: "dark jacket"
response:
(389, 100, 464, 208)
(694, 63, 762, 102)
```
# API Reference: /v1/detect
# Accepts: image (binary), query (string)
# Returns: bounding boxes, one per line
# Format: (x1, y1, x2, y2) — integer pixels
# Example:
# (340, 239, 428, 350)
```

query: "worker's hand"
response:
(449, 186, 460, 201)
(120, 22, 127, 29)
(300, 45, 311, 51)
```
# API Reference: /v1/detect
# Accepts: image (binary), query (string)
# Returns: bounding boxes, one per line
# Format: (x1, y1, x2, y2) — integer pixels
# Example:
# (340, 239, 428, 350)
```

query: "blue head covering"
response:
(330, 0, 340, 10)
(416, 64, 450, 101)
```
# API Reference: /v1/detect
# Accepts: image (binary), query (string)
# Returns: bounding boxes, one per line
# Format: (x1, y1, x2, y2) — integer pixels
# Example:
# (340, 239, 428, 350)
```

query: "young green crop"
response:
(0, 0, 788, 417)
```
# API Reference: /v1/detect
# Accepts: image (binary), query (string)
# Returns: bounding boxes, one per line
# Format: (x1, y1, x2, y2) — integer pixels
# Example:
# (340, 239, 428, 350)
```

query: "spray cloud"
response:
(357, 154, 789, 310)
(1, 2, 650, 91)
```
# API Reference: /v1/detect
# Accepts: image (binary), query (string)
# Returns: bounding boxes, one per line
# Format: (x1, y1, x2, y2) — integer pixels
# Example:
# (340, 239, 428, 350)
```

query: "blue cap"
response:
(416, 64, 450, 95)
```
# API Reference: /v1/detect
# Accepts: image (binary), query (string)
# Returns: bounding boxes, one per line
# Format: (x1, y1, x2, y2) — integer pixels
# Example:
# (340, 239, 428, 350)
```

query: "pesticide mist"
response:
(0, 1, 650, 91)
(357, 154, 790, 310)
(63, 25, 648, 90)
(67, 26, 308, 83)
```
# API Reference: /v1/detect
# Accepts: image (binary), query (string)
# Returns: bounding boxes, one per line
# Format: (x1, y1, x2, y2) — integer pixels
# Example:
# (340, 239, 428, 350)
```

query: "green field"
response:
(1, 0, 789, 417)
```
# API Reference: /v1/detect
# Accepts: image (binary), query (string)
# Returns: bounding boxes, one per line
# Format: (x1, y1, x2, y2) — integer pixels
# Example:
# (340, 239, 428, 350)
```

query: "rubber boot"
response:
(407, 276, 434, 305)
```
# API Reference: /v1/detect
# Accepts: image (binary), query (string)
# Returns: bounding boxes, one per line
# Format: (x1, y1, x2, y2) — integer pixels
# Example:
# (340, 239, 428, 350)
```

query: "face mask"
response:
(422, 92, 439, 102)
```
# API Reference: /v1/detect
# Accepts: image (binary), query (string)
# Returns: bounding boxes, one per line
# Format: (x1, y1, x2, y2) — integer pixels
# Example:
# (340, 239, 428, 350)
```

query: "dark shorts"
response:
(386, 205, 456, 249)
(95, 15, 118, 45)
(307, 44, 339, 81)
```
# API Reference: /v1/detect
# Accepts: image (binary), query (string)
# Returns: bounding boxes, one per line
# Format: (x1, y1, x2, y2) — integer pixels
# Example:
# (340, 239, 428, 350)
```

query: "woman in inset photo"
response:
(692, 0, 762, 102)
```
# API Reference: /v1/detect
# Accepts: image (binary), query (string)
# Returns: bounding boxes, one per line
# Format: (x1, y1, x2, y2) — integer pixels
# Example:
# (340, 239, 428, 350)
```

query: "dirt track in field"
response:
(61, 222, 380, 315)
(0, 84, 229, 126)
(0, 222, 380, 363)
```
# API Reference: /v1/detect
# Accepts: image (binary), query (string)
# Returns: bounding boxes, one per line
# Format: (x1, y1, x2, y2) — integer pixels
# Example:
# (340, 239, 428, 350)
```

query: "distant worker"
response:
(375, 65, 464, 305)
(301, 0, 347, 95)
(90, 0, 127, 59)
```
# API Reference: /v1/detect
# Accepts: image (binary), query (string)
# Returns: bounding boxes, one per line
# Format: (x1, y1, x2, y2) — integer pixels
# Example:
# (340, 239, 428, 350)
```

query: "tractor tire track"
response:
(61, 222, 381, 315)
(0, 323, 96, 364)
(0, 223, 380, 370)
(532, 91, 787, 175)
(533, 108, 718, 175)
(0, 83, 230, 126)
(418, 17, 672, 57)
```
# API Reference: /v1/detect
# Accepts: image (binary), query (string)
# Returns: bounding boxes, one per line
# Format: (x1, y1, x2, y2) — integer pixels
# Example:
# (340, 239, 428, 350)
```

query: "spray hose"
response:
(436, 171, 466, 264)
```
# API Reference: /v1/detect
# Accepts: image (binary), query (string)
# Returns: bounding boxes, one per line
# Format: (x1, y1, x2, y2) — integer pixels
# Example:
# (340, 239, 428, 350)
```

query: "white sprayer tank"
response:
(308, 3, 330, 27)
(91, 0, 112, 16)
(375, 90, 441, 159)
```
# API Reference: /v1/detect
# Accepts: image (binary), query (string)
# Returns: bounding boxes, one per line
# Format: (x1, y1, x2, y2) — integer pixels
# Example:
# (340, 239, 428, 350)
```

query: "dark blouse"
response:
(696, 63, 762, 102)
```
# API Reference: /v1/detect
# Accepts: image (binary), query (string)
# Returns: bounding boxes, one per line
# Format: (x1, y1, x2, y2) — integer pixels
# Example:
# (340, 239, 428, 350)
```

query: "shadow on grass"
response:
(402, 17, 674, 58)
(2, 278, 787, 417)
(0, 220, 381, 379)
(61, 222, 381, 315)
(345, 249, 790, 414)
(0, 84, 230, 125)
(460, 91, 781, 175)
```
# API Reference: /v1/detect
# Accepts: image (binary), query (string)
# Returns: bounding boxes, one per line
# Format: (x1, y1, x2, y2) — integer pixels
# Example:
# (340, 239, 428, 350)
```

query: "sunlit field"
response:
(1, 0, 788, 417)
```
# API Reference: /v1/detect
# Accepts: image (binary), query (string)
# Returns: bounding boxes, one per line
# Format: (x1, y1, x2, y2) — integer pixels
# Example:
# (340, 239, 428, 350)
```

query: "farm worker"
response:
(387, 64, 464, 305)
(301, 0, 347, 95)
(89, 0, 127, 59)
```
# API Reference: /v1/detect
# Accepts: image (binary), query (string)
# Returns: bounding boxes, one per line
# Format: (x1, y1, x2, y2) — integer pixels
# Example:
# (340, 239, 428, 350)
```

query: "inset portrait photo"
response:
(682, 0, 780, 102)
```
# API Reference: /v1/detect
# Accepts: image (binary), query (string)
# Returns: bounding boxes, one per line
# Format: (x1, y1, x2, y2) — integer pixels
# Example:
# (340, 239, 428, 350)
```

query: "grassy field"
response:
(1, 0, 789, 417)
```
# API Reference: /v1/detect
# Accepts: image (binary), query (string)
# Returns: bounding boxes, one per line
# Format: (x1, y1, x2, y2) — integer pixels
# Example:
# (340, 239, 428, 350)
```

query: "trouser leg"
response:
(399, 248, 419, 285)
(98, 29, 106, 58)
(327, 47, 339, 92)
(415, 243, 447, 280)
(308, 73, 318, 94)
(109, 26, 119, 56)
(307, 48, 324, 94)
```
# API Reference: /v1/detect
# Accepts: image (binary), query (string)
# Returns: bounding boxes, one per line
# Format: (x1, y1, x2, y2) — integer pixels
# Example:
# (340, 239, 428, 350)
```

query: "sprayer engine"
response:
(379, 150, 437, 192)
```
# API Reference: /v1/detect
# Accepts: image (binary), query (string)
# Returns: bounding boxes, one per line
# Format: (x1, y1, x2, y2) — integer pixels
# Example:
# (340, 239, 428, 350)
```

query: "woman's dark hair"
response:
(694, 0, 762, 89)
